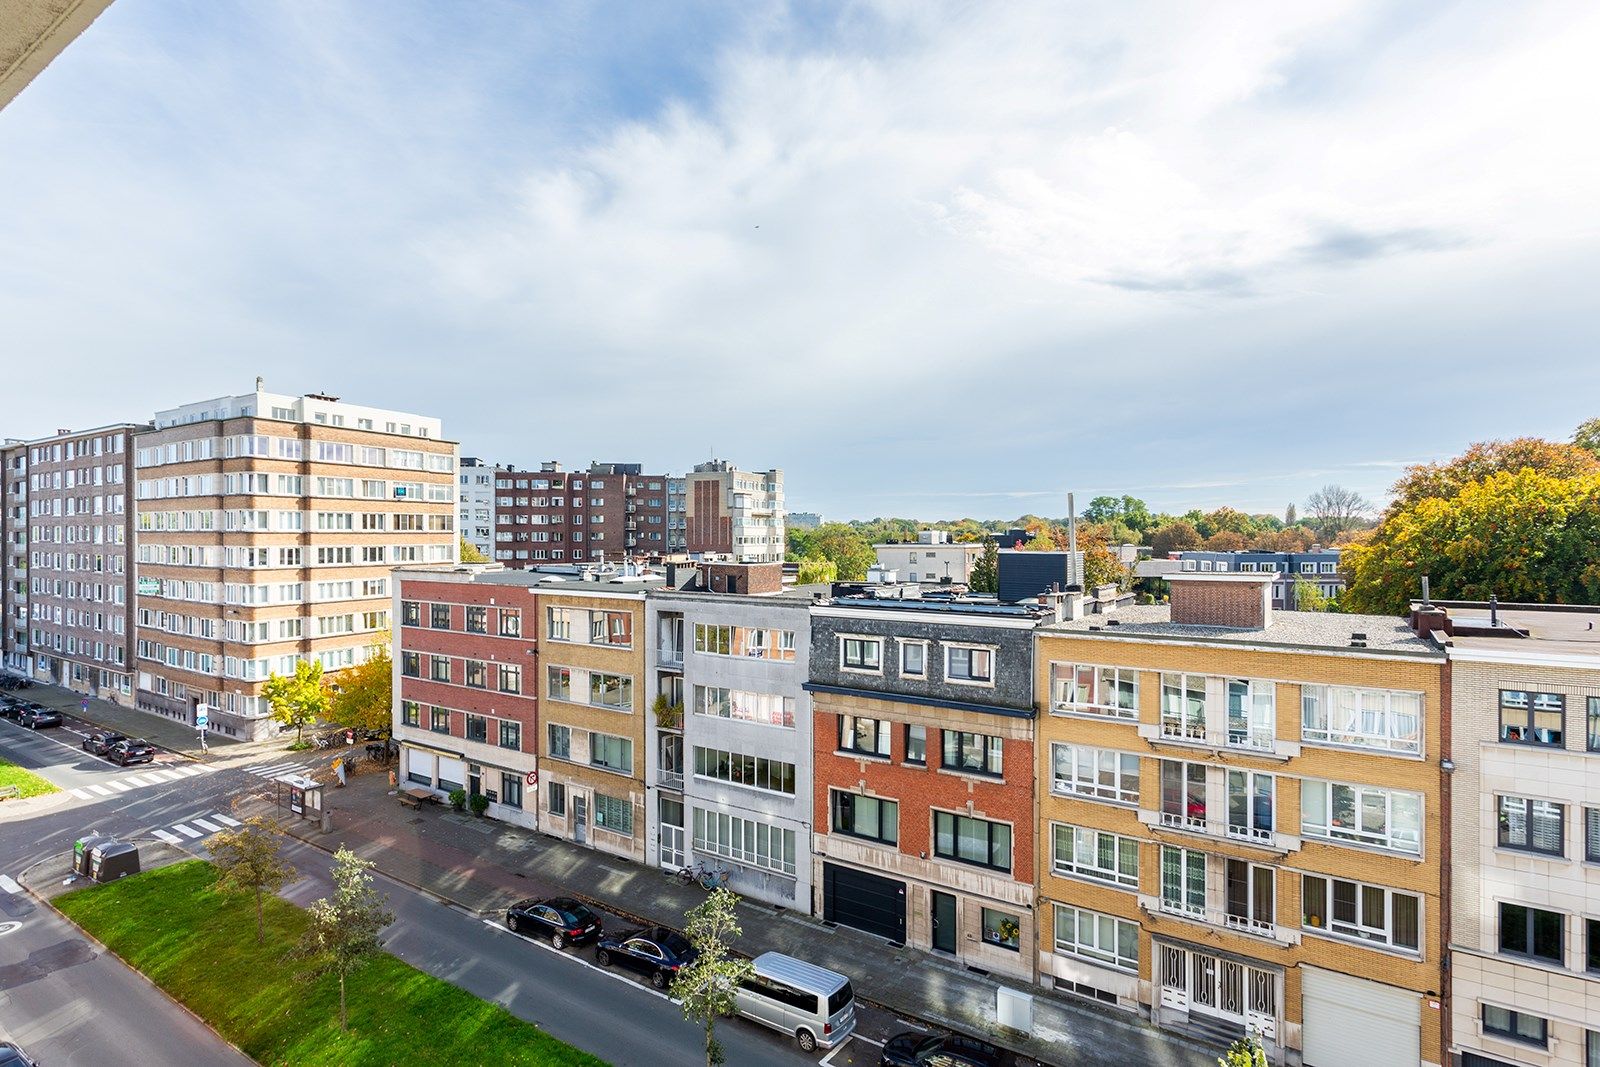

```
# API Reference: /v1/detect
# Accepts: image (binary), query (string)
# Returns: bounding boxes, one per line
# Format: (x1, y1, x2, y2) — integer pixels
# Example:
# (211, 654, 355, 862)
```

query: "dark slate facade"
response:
(996, 550, 1085, 604)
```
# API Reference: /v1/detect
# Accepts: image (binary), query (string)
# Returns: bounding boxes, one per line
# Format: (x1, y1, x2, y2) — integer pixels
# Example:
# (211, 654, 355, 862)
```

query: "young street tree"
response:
(968, 538, 999, 594)
(297, 847, 394, 1032)
(209, 815, 297, 944)
(263, 658, 330, 746)
(672, 887, 754, 1066)
(328, 640, 393, 738)
(1303, 484, 1372, 541)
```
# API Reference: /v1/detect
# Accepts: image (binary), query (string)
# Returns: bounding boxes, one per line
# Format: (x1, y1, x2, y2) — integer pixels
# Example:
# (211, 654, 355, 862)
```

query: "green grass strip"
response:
(0, 756, 59, 798)
(56, 860, 607, 1067)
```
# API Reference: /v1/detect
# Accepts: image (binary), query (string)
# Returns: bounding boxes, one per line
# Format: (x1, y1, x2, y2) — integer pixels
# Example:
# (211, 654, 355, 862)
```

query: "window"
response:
(1226, 679, 1275, 750)
(693, 624, 797, 660)
(1302, 875, 1421, 951)
(831, 790, 898, 845)
(692, 746, 796, 794)
(1160, 672, 1208, 740)
(1159, 846, 1207, 917)
(1300, 780, 1423, 855)
(498, 664, 521, 694)
(547, 723, 570, 760)
(401, 600, 421, 627)
(1483, 1005, 1547, 1048)
(500, 773, 522, 809)
(692, 685, 794, 728)
(401, 651, 421, 677)
(982, 908, 1020, 951)
(1225, 859, 1276, 934)
(465, 660, 487, 688)
(1590, 696, 1600, 752)
(904, 724, 926, 765)
(1051, 744, 1140, 804)
(592, 792, 633, 835)
(1588, 808, 1600, 862)
(900, 641, 926, 677)
(1227, 769, 1274, 841)
(465, 605, 487, 634)
(400, 700, 420, 727)
(1498, 796, 1564, 856)
(465, 714, 487, 743)
(1588, 918, 1600, 974)
(1054, 905, 1138, 971)
(1050, 663, 1138, 719)
(430, 707, 451, 734)
(499, 609, 521, 637)
(547, 781, 566, 816)
(933, 811, 1011, 872)
(1301, 685, 1423, 755)
(547, 665, 571, 702)
(545, 665, 632, 710)
(693, 809, 797, 875)
(1498, 690, 1564, 747)
(1159, 760, 1207, 830)
(589, 732, 633, 774)
(838, 715, 891, 757)
(1052, 824, 1139, 888)
(945, 645, 993, 684)
(430, 603, 450, 629)
(941, 731, 1003, 776)
(430, 656, 451, 682)
(1500, 903, 1563, 964)
(498, 720, 520, 750)
(840, 637, 881, 672)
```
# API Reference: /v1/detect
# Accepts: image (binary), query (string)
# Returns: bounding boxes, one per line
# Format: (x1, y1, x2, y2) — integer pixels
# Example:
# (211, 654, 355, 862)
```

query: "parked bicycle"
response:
(675, 861, 708, 887)
(698, 867, 730, 891)
(675, 861, 730, 891)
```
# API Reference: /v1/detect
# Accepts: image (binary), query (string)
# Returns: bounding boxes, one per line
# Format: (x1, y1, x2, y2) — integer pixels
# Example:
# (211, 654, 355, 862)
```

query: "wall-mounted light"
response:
(1440, 758, 1455, 773)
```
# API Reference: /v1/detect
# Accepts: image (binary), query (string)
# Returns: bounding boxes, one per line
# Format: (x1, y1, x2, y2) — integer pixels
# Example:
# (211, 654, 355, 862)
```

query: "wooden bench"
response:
(397, 792, 421, 810)
(0, 785, 20, 801)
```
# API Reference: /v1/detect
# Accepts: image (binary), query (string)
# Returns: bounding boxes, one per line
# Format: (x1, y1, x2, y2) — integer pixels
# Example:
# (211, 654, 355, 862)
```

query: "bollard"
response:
(320, 811, 332, 833)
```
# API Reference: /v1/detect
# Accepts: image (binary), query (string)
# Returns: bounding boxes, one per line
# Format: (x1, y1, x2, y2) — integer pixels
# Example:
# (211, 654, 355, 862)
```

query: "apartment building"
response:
(873, 530, 983, 586)
(493, 462, 672, 565)
(1142, 550, 1345, 610)
(391, 564, 538, 828)
(807, 595, 1048, 981)
(1, 441, 29, 676)
(1418, 600, 1600, 1067)
(458, 457, 499, 559)
(645, 566, 813, 909)
(1034, 573, 1446, 1067)
(535, 577, 651, 861)
(132, 386, 458, 740)
(684, 459, 784, 564)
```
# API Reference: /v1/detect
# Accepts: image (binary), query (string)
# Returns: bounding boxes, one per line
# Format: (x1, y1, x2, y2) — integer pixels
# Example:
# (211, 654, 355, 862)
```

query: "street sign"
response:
(196, 710, 209, 727)
(525, 769, 538, 786)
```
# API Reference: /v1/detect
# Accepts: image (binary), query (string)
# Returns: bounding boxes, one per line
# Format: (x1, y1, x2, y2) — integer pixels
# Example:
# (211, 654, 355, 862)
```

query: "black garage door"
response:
(823, 862, 905, 943)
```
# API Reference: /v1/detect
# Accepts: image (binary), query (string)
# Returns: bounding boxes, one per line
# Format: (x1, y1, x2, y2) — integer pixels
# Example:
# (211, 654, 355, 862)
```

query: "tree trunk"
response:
(339, 972, 347, 1031)
(704, 1017, 714, 1067)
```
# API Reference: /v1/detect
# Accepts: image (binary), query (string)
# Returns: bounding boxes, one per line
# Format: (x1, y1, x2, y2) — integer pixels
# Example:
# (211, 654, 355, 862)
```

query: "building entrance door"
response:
(573, 794, 588, 845)
(931, 891, 958, 954)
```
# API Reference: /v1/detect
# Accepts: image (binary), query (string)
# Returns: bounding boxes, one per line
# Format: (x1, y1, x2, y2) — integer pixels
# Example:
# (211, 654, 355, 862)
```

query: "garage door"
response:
(1301, 967, 1419, 1067)
(823, 862, 905, 944)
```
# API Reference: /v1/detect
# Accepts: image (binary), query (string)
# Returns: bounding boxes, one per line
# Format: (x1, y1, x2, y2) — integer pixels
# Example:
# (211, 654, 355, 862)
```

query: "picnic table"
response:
(398, 786, 440, 811)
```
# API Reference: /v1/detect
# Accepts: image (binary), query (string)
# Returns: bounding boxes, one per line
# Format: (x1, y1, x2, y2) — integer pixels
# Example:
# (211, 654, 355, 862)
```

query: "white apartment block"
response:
(873, 530, 982, 585)
(684, 460, 785, 564)
(458, 457, 498, 559)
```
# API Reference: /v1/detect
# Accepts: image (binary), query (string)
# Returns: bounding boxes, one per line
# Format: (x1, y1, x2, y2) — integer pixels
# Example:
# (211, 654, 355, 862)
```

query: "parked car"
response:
(0, 695, 22, 719)
(594, 925, 698, 989)
(82, 730, 129, 756)
(19, 706, 63, 729)
(735, 951, 857, 1053)
(881, 1031, 1013, 1067)
(108, 738, 157, 767)
(506, 896, 604, 948)
(0, 1040, 39, 1067)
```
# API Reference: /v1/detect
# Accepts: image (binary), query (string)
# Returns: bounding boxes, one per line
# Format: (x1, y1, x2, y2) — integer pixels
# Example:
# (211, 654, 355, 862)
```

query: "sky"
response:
(2, 0, 1598, 522)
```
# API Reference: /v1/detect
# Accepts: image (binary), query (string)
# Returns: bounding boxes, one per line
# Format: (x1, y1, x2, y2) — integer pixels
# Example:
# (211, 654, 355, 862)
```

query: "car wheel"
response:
(796, 1029, 817, 1053)
(595, 948, 611, 966)
(508, 915, 521, 933)
(651, 969, 668, 990)
(551, 932, 566, 950)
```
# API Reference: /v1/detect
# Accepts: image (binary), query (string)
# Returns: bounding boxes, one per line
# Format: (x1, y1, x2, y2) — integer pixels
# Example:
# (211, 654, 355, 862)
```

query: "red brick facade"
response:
(1169, 574, 1274, 628)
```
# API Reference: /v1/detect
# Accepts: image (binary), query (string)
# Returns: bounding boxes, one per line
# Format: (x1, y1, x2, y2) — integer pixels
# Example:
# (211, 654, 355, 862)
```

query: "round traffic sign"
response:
(525, 769, 538, 785)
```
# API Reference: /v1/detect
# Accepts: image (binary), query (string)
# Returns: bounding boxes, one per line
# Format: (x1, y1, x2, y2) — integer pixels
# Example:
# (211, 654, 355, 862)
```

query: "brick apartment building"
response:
(806, 595, 1048, 982)
(1034, 572, 1446, 1066)
(492, 462, 672, 565)
(132, 386, 458, 740)
(392, 564, 538, 828)
(684, 459, 784, 563)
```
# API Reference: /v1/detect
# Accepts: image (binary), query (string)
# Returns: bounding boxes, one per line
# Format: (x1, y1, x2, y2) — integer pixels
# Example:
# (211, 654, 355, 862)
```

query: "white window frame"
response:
(899, 639, 928, 677)
(1300, 779, 1423, 855)
(838, 634, 883, 675)
(1050, 663, 1139, 720)
(944, 643, 996, 687)
(1301, 685, 1424, 756)
(1051, 743, 1140, 805)
(1054, 904, 1138, 971)
(1052, 822, 1139, 888)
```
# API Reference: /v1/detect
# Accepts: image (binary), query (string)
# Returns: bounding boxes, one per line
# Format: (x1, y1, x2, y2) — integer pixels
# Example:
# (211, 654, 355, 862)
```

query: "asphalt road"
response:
(0, 720, 900, 1067)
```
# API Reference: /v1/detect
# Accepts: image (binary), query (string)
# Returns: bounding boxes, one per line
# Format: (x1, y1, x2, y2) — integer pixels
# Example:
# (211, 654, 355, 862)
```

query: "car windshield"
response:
(560, 905, 595, 925)
(913, 1036, 945, 1062)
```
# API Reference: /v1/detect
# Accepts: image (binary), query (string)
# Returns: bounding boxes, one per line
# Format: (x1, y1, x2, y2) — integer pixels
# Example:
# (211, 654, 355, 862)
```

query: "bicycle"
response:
(675, 861, 707, 887)
(697, 867, 730, 892)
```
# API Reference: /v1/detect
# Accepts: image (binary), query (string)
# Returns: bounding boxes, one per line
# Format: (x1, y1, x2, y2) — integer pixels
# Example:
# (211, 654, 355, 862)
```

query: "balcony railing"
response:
(1160, 810, 1206, 833)
(657, 770, 684, 790)
(658, 645, 684, 668)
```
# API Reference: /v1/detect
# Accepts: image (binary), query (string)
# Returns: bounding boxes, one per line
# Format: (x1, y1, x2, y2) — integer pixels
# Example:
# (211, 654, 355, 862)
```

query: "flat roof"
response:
(1041, 605, 1436, 656)
(1429, 602, 1600, 661)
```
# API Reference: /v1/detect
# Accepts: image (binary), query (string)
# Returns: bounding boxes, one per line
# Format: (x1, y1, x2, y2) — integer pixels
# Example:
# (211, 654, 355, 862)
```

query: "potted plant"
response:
(468, 793, 490, 817)
(653, 693, 683, 730)
(996, 916, 1020, 946)
(448, 788, 466, 812)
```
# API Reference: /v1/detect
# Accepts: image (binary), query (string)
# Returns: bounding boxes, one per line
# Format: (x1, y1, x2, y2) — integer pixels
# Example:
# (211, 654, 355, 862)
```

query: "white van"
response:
(735, 951, 857, 1052)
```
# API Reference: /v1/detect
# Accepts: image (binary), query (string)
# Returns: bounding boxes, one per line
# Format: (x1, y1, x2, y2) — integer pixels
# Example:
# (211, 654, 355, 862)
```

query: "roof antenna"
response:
(1420, 576, 1430, 607)
(1489, 593, 1499, 627)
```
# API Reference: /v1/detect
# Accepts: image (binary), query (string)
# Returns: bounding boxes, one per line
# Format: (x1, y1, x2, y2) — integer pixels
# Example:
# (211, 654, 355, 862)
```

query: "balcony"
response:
(658, 644, 684, 670)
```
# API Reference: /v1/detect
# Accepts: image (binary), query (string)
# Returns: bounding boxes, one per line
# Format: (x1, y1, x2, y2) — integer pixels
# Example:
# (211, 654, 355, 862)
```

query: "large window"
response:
(1226, 770, 1274, 841)
(1589, 808, 1600, 863)
(1052, 824, 1138, 888)
(1159, 760, 1207, 830)
(838, 715, 891, 757)
(430, 655, 452, 682)
(500, 773, 522, 809)
(693, 623, 797, 661)
(547, 723, 571, 760)
(693, 685, 794, 728)
(904, 724, 926, 765)
(693, 809, 797, 875)
(1498, 690, 1564, 747)
(981, 908, 1020, 951)
(430, 706, 451, 734)
(1302, 875, 1421, 951)
(1500, 902, 1563, 964)
(1483, 1005, 1547, 1048)
(1050, 663, 1138, 719)
(547, 607, 632, 647)
(692, 746, 796, 794)
(831, 790, 898, 845)
(1051, 744, 1140, 804)
(465, 659, 487, 688)
(1588, 918, 1600, 974)
(498, 720, 520, 750)
(840, 637, 882, 672)
(430, 603, 451, 629)
(1301, 686, 1423, 755)
(933, 811, 1012, 872)
(546, 665, 633, 710)
(1159, 846, 1207, 918)
(1225, 859, 1275, 935)
(401, 600, 421, 627)
(400, 700, 420, 727)
(465, 605, 487, 634)
(401, 651, 420, 677)
(941, 731, 1003, 776)
(1300, 780, 1423, 855)
(1054, 905, 1138, 971)
(1590, 696, 1600, 752)
(1498, 796, 1564, 856)
(1226, 679, 1275, 750)
(465, 714, 487, 743)
(1160, 673, 1208, 740)
(592, 792, 633, 835)
(945, 645, 994, 684)
(589, 732, 634, 774)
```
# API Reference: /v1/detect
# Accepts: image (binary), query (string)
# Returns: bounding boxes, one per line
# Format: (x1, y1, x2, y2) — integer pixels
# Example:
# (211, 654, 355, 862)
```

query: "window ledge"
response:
(1298, 926, 1422, 960)
(1492, 845, 1568, 863)
(835, 749, 893, 763)
(936, 766, 1005, 784)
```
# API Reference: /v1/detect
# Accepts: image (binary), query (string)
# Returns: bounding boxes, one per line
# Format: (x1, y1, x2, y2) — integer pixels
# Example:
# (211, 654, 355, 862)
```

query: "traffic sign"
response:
(196, 710, 209, 727)
(525, 769, 538, 786)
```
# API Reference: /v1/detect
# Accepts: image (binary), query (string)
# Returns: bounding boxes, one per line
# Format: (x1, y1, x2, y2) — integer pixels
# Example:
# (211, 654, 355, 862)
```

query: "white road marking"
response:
(70, 788, 92, 800)
(820, 1034, 882, 1067)
(154, 770, 185, 782)
(153, 829, 183, 845)
(87, 785, 113, 796)
(213, 813, 241, 826)
(129, 774, 162, 786)
(0, 875, 22, 895)
(479, 918, 676, 1003)
(107, 780, 134, 792)
(192, 818, 221, 833)
(177, 766, 204, 778)
(172, 824, 202, 839)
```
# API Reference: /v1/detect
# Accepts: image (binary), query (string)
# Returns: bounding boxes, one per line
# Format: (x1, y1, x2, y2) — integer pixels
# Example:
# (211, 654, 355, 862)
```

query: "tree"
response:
(459, 536, 489, 563)
(1204, 531, 1247, 552)
(1285, 503, 1297, 525)
(672, 888, 753, 1066)
(1218, 1030, 1269, 1067)
(328, 641, 392, 738)
(209, 816, 297, 944)
(297, 848, 394, 1032)
(1083, 496, 1122, 524)
(795, 558, 837, 585)
(1386, 437, 1599, 514)
(1342, 468, 1600, 614)
(1148, 520, 1202, 557)
(969, 539, 999, 594)
(1293, 577, 1332, 612)
(1575, 417, 1600, 457)
(795, 524, 876, 581)
(263, 659, 330, 745)
(1304, 484, 1372, 541)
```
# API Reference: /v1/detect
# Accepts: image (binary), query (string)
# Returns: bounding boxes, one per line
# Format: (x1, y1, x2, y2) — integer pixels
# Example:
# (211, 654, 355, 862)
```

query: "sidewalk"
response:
(239, 771, 1217, 1067)
(19, 681, 240, 760)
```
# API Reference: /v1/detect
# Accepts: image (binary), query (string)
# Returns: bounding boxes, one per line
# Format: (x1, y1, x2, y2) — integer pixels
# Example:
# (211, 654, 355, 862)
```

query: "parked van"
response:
(735, 951, 856, 1053)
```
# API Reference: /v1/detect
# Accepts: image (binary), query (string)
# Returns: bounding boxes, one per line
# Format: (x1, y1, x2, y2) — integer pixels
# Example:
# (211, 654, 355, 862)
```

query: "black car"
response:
(0, 695, 22, 719)
(594, 925, 698, 989)
(506, 896, 604, 948)
(19, 706, 62, 729)
(880, 1031, 1013, 1067)
(0, 1041, 39, 1067)
(108, 738, 157, 767)
(83, 730, 129, 756)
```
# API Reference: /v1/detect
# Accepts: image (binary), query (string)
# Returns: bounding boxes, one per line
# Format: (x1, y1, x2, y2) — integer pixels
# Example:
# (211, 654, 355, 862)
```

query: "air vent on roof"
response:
(1088, 625, 1102, 631)
(1349, 639, 1367, 648)
(1107, 618, 1121, 626)
(1350, 631, 1368, 641)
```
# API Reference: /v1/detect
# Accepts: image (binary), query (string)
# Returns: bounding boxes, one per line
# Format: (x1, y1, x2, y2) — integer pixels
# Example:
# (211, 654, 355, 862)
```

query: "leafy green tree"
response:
(1218, 1030, 1269, 1067)
(1386, 437, 1599, 514)
(1575, 417, 1600, 456)
(328, 641, 392, 738)
(1148, 520, 1202, 557)
(263, 659, 330, 745)
(797, 524, 876, 581)
(297, 848, 394, 1031)
(969, 539, 999, 594)
(1285, 503, 1297, 525)
(458, 536, 489, 563)
(210, 816, 297, 944)
(1120, 496, 1153, 533)
(796, 558, 837, 584)
(1293, 577, 1332, 612)
(1083, 496, 1122, 524)
(672, 888, 754, 1066)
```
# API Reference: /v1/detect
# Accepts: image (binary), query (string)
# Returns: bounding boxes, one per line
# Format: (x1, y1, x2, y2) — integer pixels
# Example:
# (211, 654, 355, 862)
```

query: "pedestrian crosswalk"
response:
(152, 811, 240, 845)
(67, 763, 214, 801)
(243, 760, 312, 780)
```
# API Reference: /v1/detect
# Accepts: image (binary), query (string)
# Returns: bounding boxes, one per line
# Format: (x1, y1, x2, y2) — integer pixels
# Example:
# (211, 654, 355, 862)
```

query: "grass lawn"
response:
(57, 860, 607, 1067)
(0, 756, 59, 798)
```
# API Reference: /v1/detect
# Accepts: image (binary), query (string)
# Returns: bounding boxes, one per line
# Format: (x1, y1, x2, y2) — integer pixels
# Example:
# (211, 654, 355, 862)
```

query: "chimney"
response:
(1168, 573, 1274, 629)
(255, 375, 265, 392)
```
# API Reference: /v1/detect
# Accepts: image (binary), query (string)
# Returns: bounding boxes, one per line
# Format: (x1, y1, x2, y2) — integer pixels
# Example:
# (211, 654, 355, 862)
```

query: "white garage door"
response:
(1301, 967, 1419, 1067)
